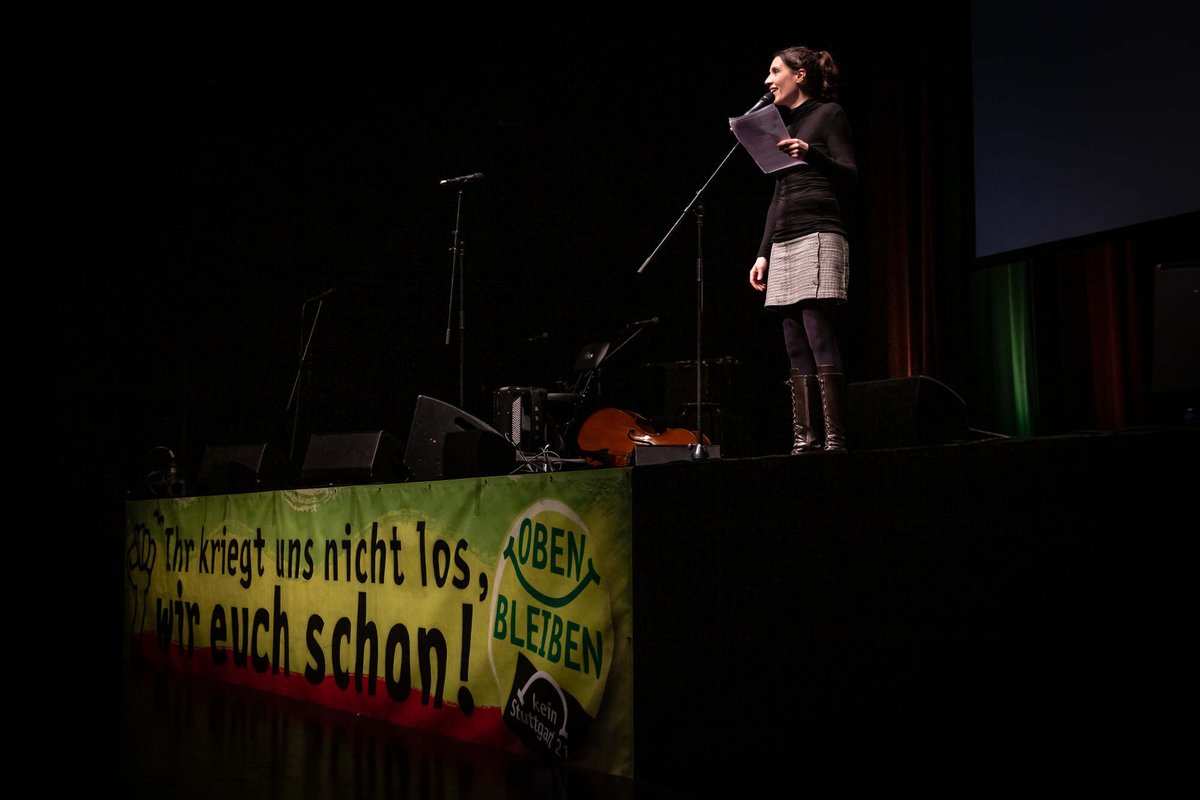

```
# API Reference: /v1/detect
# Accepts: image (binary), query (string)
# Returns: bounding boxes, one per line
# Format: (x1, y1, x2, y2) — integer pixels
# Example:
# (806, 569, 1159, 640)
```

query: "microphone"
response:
(304, 287, 335, 304)
(629, 316, 659, 327)
(743, 92, 774, 115)
(439, 172, 484, 186)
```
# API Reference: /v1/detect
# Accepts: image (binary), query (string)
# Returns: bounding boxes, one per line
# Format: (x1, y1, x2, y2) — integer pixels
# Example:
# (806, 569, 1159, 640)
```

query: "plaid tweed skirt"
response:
(764, 231, 848, 306)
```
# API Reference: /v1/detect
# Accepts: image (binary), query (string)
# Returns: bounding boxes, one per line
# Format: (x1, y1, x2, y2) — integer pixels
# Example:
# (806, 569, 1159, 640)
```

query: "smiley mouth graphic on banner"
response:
(488, 500, 613, 759)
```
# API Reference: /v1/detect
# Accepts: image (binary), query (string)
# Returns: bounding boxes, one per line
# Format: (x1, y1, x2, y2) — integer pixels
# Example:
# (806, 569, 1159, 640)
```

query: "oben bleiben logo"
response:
(488, 500, 613, 759)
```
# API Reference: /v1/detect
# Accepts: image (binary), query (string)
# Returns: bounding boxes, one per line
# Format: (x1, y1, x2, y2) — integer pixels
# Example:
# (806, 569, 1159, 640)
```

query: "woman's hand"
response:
(777, 137, 809, 159)
(749, 257, 768, 291)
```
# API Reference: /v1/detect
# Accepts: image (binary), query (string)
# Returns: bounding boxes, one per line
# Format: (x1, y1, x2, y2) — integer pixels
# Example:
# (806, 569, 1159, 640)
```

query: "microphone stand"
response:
(440, 175, 483, 410)
(286, 292, 331, 464)
(638, 94, 769, 460)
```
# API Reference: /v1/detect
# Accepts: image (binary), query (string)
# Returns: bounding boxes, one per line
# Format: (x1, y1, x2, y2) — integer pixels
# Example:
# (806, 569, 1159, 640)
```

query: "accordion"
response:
(493, 386, 549, 452)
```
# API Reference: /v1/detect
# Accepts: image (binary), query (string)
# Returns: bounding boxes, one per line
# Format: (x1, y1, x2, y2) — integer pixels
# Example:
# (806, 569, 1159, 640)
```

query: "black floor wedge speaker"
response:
(630, 444, 721, 466)
(405, 395, 515, 480)
(299, 430, 405, 486)
(443, 429, 518, 479)
(847, 375, 968, 449)
(197, 442, 291, 494)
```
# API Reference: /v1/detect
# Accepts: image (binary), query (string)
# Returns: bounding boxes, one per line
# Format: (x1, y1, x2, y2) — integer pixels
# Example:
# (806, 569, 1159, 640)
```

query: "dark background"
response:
(68, 23, 882, 495)
(65, 12, 1200, 494)
(62, 13, 1197, 501)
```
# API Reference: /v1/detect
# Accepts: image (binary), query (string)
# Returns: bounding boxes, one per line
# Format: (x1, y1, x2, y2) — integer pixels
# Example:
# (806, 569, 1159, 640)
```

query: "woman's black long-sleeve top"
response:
(756, 99, 858, 260)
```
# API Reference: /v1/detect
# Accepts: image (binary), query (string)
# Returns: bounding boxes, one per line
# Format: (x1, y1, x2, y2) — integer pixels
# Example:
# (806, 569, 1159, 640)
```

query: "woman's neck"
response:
(787, 92, 811, 110)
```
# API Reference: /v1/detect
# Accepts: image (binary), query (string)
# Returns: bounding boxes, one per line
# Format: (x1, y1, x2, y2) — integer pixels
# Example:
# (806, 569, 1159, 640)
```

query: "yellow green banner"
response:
(123, 469, 634, 778)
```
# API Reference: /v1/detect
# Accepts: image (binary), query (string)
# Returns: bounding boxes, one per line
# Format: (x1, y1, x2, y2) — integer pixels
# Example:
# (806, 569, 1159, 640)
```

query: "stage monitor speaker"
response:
(299, 430, 404, 486)
(405, 395, 515, 481)
(198, 442, 290, 494)
(630, 444, 722, 466)
(443, 429, 518, 479)
(848, 375, 968, 450)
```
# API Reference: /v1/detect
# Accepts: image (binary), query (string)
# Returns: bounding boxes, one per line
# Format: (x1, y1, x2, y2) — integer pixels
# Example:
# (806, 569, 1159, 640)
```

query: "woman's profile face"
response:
(764, 56, 806, 108)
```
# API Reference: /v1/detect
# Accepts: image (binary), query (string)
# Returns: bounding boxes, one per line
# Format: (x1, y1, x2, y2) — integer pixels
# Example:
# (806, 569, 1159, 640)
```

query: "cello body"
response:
(575, 407, 709, 467)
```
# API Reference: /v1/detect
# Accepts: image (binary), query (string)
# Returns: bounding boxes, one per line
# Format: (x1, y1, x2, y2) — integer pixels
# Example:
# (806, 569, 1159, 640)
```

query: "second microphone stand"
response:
(639, 93, 772, 460)
(639, 138, 746, 460)
(444, 186, 468, 409)
(286, 290, 333, 464)
(440, 173, 484, 410)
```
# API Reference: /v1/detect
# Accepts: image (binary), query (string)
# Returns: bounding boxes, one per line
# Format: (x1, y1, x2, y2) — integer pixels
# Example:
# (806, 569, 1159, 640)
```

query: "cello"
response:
(575, 407, 710, 467)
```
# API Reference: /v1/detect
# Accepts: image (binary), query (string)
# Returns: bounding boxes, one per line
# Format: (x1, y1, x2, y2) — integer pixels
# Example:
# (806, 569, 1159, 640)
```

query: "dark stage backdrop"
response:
(76, 13, 1196, 489)
(71, 21, 950, 492)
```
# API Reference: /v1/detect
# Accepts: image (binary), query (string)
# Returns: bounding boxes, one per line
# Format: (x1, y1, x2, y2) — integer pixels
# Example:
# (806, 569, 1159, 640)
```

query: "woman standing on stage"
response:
(749, 45, 858, 453)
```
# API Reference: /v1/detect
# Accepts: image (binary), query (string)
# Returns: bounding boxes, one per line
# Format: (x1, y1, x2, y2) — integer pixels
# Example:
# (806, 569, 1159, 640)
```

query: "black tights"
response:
(781, 303, 842, 374)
